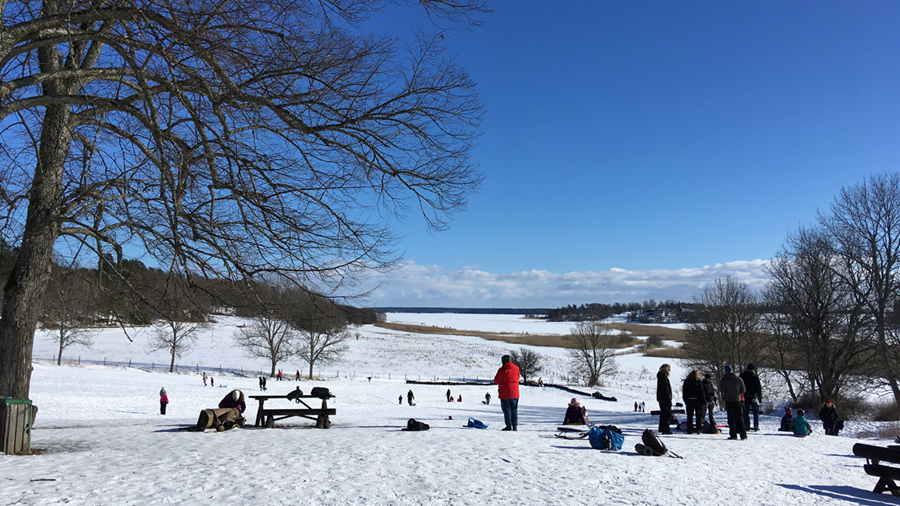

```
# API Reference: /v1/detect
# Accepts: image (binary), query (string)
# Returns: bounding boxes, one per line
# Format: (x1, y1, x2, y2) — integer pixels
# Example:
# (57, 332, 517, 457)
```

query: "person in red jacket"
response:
(494, 354, 520, 431)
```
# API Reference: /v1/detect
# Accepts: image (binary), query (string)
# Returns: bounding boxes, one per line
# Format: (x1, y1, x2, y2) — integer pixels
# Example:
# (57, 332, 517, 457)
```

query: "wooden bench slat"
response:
(259, 409, 336, 416)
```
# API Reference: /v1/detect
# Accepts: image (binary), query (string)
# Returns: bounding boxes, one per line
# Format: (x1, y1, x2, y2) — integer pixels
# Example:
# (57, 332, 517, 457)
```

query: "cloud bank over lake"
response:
(365, 259, 770, 308)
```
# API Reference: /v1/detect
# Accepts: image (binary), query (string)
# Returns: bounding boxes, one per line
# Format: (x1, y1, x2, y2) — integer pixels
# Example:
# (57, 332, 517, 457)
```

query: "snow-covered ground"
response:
(2, 313, 893, 505)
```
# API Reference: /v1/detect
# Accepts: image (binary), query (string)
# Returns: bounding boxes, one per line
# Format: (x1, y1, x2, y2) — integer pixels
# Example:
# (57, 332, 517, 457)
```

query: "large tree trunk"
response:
(0, 101, 70, 398)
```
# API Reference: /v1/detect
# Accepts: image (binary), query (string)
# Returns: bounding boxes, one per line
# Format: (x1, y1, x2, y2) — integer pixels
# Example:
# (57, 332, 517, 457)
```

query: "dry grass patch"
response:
(642, 346, 687, 359)
(374, 322, 645, 349)
(605, 323, 687, 343)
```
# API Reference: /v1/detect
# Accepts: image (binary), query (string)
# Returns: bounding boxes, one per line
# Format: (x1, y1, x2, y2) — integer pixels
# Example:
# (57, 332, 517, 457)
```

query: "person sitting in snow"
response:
(779, 406, 794, 432)
(563, 398, 587, 425)
(218, 389, 246, 413)
(793, 409, 812, 436)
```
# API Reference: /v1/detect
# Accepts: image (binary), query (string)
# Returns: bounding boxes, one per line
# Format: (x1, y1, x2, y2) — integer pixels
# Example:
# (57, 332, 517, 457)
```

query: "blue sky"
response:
(360, 1, 900, 308)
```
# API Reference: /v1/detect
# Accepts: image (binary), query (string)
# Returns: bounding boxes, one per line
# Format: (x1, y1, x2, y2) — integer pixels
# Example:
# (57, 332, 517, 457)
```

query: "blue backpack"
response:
(466, 418, 488, 429)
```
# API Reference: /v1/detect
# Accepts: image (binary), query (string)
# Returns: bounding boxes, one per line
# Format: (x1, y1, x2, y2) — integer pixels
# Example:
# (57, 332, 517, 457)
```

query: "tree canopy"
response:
(0, 0, 485, 398)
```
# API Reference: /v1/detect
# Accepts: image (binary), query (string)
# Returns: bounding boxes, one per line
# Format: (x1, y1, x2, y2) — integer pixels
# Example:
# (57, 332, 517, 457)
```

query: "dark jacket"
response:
(819, 404, 839, 424)
(701, 379, 717, 404)
(682, 376, 705, 407)
(739, 369, 762, 404)
(719, 372, 746, 403)
(218, 390, 247, 413)
(657, 370, 672, 405)
(563, 404, 587, 425)
(494, 362, 521, 400)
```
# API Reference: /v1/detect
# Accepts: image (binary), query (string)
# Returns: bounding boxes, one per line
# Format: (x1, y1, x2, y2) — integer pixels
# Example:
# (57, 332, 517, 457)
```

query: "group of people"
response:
(778, 400, 841, 437)
(633, 401, 646, 412)
(202, 372, 214, 387)
(657, 362, 843, 440)
(656, 362, 762, 439)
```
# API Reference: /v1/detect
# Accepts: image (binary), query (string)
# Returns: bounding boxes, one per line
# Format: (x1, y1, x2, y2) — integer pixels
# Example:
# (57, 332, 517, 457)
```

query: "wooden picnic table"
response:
(249, 393, 335, 429)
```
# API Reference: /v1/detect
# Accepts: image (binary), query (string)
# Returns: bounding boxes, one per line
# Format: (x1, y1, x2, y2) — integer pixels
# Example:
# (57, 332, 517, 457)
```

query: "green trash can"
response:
(1, 397, 32, 454)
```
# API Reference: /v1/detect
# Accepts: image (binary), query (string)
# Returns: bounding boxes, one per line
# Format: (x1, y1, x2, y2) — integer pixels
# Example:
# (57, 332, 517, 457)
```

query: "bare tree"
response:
(147, 319, 206, 373)
(0, 0, 485, 399)
(292, 297, 351, 379)
(683, 277, 764, 380)
(508, 348, 544, 384)
(822, 173, 900, 403)
(233, 315, 298, 378)
(40, 268, 97, 365)
(566, 321, 619, 387)
(764, 227, 870, 403)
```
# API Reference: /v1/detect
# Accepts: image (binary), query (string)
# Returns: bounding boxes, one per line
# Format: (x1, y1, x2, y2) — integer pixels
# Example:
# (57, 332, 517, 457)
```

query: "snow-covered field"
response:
(2, 313, 893, 505)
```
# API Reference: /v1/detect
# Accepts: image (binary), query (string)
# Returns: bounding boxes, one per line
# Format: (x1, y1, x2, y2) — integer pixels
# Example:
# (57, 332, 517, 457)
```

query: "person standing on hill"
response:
(202, 372, 207, 386)
(407, 389, 415, 406)
(819, 400, 840, 435)
(720, 365, 747, 440)
(702, 373, 718, 426)
(446, 388, 452, 402)
(159, 387, 169, 415)
(682, 369, 705, 434)
(656, 364, 673, 435)
(740, 364, 762, 432)
(494, 355, 520, 431)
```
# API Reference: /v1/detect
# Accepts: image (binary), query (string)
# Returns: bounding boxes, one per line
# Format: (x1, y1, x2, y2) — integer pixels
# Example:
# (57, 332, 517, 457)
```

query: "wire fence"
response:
(34, 356, 574, 385)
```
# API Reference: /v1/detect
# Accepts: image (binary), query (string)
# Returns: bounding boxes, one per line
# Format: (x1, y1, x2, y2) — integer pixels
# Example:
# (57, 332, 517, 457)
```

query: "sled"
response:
(555, 426, 590, 439)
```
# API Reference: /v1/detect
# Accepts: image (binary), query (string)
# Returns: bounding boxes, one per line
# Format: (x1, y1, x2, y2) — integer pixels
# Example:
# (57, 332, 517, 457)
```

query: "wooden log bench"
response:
(249, 393, 335, 429)
(650, 409, 686, 415)
(853, 443, 900, 496)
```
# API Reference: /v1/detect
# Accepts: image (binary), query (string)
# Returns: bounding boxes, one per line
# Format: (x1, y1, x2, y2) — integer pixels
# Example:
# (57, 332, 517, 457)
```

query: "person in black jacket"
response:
(819, 400, 840, 435)
(682, 369, 705, 434)
(657, 363, 673, 435)
(702, 373, 718, 426)
(739, 363, 762, 432)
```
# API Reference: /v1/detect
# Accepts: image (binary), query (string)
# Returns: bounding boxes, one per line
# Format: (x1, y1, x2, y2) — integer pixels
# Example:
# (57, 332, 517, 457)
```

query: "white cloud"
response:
(362, 259, 770, 308)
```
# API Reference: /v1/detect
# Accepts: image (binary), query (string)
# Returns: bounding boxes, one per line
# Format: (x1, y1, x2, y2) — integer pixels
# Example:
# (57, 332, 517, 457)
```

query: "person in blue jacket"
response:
(793, 409, 812, 436)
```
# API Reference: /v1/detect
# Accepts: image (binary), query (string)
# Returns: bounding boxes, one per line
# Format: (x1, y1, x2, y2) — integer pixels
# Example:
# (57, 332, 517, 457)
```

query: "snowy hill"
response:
(1, 313, 892, 505)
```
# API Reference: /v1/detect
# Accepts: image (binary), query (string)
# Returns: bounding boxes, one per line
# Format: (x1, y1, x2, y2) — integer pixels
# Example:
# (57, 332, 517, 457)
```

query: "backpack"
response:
(466, 418, 488, 429)
(404, 418, 430, 431)
(588, 426, 624, 451)
(641, 429, 668, 456)
(310, 387, 330, 398)
(286, 388, 304, 402)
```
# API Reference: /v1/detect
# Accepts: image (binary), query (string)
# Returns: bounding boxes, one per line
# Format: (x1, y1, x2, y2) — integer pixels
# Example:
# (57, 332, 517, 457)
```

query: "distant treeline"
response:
(0, 240, 378, 327)
(546, 300, 698, 322)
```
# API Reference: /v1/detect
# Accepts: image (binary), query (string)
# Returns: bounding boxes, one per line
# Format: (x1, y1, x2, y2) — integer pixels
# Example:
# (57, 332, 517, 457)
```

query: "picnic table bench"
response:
(853, 443, 900, 496)
(249, 393, 335, 429)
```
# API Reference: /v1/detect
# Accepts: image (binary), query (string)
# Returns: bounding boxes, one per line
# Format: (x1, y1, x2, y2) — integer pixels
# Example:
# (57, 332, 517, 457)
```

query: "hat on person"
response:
(724, 365, 733, 373)
(704, 373, 712, 379)
(797, 409, 805, 417)
(825, 400, 832, 405)
(232, 390, 240, 401)
(746, 363, 755, 371)
(784, 406, 792, 413)
(570, 398, 579, 405)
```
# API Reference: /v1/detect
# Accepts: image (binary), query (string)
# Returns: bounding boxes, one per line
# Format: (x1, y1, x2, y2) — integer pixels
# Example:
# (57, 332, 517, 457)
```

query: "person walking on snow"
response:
(159, 387, 169, 415)
(485, 392, 491, 404)
(740, 364, 762, 432)
(407, 390, 415, 406)
(657, 364, 673, 434)
(494, 354, 520, 431)
(720, 365, 747, 440)
(202, 372, 207, 386)
(446, 388, 452, 402)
